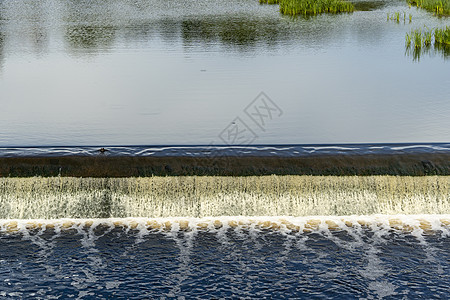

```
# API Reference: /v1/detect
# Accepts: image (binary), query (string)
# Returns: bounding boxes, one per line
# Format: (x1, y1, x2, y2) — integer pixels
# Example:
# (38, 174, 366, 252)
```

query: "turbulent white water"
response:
(1, 176, 449, 219)
(1, 215, 449, 298)
(1, 176, 448, 298)
(1, 215, 449, 234)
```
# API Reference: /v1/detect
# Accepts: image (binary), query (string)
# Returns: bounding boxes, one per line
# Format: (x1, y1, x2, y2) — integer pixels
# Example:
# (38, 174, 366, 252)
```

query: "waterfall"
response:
(0, 175, 448, 219)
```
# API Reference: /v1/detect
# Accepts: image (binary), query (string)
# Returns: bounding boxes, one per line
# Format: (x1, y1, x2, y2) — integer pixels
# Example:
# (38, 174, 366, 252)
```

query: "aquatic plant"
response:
(405, 26, 450, 48)
(413, 29, 423, 48)
(423, 29, 433, 46)
(406, 29, 425, 48)
(405, 32, 412, 46)
(387, 11, 412, 23)
(407, 0, 450, 16)
(0, 176, 448, 219)
(434, 26, 450, 45)
(278, 0, 354, 16)
(405, 26, 450, 60)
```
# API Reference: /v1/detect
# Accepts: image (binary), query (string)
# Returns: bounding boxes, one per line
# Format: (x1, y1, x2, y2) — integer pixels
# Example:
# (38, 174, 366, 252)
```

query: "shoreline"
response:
(0, 153, 449, 177)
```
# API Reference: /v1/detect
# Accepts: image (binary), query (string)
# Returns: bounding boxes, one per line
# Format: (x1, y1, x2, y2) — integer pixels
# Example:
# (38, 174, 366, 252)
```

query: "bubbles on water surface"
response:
(0, 216, 448, 298)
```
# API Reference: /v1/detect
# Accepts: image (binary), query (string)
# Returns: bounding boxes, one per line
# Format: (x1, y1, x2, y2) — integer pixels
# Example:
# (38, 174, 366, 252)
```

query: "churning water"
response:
(1, 0, 449, 296)
(1, 176, 449, 218)
(0, 216, 449, 298)
(0, 175, 449, 298)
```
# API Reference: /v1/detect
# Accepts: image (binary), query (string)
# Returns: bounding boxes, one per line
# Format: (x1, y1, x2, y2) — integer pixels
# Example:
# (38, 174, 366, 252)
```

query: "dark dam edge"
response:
(0, 153, 449, 177)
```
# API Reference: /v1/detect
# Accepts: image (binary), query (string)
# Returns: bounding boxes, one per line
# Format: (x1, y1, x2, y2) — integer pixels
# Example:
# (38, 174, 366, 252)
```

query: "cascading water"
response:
(0, 176, 448, 218)
(0, 175, 449, 298)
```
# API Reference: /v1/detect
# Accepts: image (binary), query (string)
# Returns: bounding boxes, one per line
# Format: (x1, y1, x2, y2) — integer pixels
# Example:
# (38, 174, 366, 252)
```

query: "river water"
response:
(1, 0, 449, 298)
(0, 0, 449, 146)
(0, 177, 448, 298)
(0, 216, 449, 298)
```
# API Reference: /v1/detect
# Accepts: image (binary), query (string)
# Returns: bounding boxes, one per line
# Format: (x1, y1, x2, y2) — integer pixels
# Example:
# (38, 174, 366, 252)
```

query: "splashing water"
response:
(0, 176, 449, 218)
(0, 215, 449, 298)
(0, 176, 449, 297)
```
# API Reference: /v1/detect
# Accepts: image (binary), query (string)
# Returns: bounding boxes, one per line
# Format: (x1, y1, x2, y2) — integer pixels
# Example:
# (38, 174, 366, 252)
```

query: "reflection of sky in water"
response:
(0, 0, 449, 146)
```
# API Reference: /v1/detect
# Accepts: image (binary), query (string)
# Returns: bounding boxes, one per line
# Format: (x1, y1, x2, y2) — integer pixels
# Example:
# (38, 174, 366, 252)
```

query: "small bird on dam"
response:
(97, 148, 109, 154)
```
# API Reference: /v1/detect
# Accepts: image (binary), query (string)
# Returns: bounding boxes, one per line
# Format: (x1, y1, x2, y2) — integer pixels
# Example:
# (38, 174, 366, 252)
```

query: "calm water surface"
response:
(0, 0, 449, 146)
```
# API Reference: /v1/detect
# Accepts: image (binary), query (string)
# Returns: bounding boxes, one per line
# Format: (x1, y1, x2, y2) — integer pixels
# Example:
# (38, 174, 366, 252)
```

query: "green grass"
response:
(406, 26, 450, 48)
(279, 0, 354, 16)
(387, 12, 412, 23)
(434, 26, 450, 44)
(407, 0, 450, 16)
(277, 0, 354, 16)
(405, 26, 450, 60)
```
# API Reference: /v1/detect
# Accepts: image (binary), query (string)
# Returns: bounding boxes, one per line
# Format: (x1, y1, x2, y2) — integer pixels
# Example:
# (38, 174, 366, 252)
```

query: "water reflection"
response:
(181, 18, 288, 51)
(0, 0, 444, 56)
(65, 25, 117, 52)
(158, 19, 182, 44)
(28, 0, 50, 56)
(0, 32, 4, 72)
(62, 16, 344, 54)
(0, 8, 4, 72)
(0, 0, 449, 146)
(353, 0, 386, 11)
(405, 44, 450, 62)
(0, 0, 350, 57)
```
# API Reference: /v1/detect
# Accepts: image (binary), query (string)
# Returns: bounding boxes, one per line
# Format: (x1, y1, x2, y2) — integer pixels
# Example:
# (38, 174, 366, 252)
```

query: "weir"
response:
(0, 175, 448, 219)
(0, 175, 448, 298)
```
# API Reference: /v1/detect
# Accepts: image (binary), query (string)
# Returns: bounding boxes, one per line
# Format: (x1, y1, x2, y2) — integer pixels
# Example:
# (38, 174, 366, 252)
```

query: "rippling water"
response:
(0, 143, 449, 157)
(0, 176, 448, 297)
(1, 0, 449, 297)
(0, 216, 449, 298)
(0, 0, 449, 146)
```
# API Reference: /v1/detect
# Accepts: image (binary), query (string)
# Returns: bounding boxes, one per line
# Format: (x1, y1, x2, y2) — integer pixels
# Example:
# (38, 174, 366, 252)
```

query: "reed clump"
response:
(0, 176, 448, 219)
(406, 26, 450, 48)
(260, 0, 354, 16)
(434, 26, 450, 45)
(277, 0, 354, 16)
(407, 0, 450, 16)
(387, 12, 412, 23)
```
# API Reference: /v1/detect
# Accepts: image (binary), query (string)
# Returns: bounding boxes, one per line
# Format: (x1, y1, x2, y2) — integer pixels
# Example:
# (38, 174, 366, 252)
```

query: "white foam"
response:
(1, 214, 448, 234)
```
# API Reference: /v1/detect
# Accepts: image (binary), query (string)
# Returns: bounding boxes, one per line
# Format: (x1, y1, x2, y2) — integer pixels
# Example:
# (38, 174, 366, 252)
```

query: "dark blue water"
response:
(0, 143, 449, 157)
(0, 221, 449, 298)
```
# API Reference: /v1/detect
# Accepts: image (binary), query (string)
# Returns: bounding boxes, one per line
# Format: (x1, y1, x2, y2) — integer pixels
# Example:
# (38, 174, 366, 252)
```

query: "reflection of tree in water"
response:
(121, 22, 157, 44)
(181, 18, 288, 51)
(158, 19, 181, 43)
(352, 0, 386, 11)
(0, 4, 4, 72)
(65, 25, 117, 51)
(62, 0, 118, 55)
(0, 31, 4, 72)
